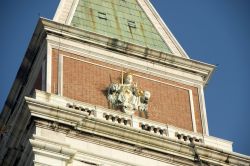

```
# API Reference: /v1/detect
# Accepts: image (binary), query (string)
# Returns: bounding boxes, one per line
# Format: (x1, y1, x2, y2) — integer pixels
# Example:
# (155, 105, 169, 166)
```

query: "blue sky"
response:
(0, 0, 249, 156)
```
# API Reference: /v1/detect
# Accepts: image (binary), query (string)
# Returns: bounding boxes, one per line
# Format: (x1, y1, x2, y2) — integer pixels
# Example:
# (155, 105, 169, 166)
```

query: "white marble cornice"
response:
(40, 18, 215, 86)
(24, 90, 250, 166)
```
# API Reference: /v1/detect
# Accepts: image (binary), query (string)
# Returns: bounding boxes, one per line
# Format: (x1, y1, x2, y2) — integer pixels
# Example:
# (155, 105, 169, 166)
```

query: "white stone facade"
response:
(6, 90, 249, 166)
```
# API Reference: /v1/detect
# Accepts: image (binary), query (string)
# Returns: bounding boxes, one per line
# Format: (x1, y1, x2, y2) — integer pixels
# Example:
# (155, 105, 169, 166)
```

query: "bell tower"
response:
(0, 0, 249, 165)
(51, 0, 212, 135)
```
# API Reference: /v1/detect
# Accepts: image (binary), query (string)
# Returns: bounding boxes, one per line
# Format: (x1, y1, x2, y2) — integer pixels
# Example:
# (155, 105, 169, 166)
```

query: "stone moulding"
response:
(24, 90, 250, 166)
(40, 18, 215, 85)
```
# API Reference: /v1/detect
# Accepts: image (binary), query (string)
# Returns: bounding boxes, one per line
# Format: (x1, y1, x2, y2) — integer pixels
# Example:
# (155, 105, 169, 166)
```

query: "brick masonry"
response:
(51, 49, 203, 133)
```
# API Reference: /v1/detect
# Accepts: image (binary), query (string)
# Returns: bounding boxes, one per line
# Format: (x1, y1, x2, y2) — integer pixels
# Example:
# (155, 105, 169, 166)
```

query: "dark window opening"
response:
(128, 20, 136, 28)
(98, 12, 107, 20)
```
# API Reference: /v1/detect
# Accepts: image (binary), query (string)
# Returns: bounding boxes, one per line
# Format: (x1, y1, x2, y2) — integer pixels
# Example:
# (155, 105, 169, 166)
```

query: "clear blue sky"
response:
(0, 0, 249, 156)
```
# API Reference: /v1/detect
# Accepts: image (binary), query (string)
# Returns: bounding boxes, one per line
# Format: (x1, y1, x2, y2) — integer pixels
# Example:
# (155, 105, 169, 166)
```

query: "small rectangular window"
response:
(128, 20, 136, 28)
(98, 12, 107, 20)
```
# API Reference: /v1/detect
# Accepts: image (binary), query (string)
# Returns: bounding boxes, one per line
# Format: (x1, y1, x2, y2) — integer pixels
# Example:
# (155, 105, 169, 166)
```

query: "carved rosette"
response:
(107, 73, 151, 115)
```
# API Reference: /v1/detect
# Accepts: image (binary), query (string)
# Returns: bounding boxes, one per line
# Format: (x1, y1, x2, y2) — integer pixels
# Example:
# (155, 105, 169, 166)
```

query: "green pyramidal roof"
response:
(71, 0, 172, 54)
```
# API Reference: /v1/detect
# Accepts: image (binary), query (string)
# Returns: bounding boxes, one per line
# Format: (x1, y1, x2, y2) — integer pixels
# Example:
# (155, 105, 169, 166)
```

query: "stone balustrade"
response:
(66, 103, 95, 116)
(103, 113, 132, 126)
(66, 102, 204, 144)
(175, 132, 203, 143)
(140, 123, 167, 136)
(34, 90, 233, 151)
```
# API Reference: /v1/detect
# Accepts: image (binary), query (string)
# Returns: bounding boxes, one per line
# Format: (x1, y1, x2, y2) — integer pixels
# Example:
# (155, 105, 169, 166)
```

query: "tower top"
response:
(1, 1, 250, 165)
(53, 0, 190, 58)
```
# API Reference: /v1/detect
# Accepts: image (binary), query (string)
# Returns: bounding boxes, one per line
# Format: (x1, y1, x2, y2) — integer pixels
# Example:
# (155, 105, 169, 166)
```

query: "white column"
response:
(58, 54, 64, 96)
(198, 85, 209, 135)
(46, 44, 52, 93)
(189, 90, 197, 133)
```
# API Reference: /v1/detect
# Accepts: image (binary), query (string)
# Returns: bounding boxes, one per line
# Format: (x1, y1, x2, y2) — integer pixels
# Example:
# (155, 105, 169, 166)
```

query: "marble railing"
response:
(66, 103, 95, 116)
(102, 113, 132, 126)
(34, 90, 233, 152)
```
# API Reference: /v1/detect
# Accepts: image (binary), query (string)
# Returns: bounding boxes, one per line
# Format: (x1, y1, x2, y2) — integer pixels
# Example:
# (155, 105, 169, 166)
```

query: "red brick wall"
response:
(52, 49, 203, 133)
